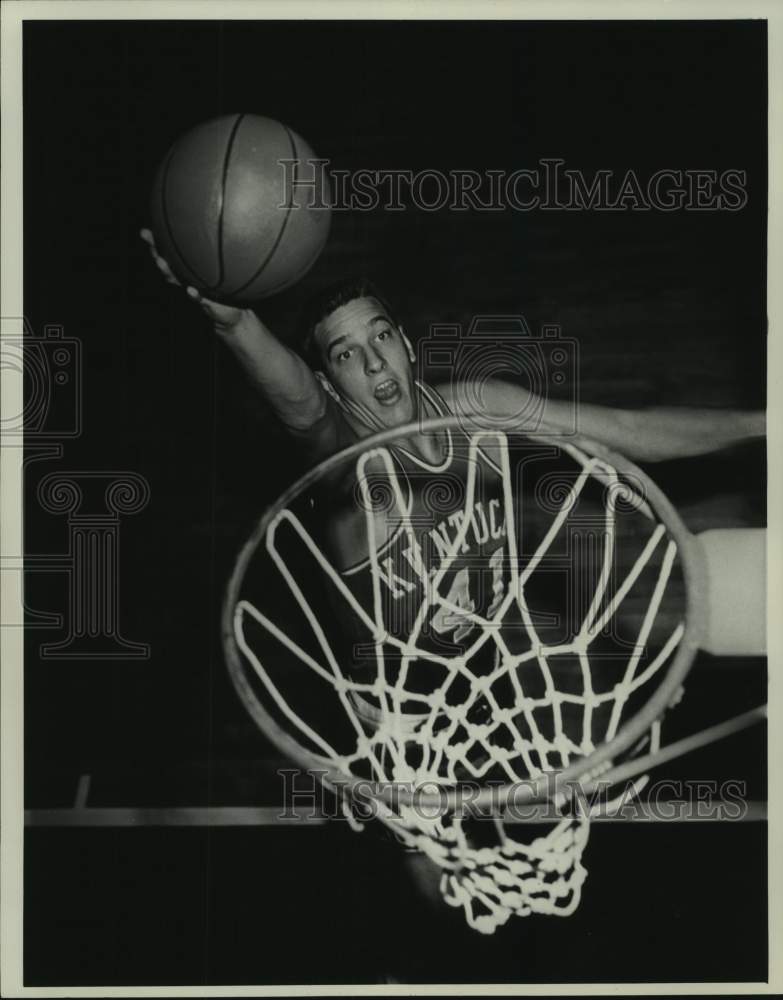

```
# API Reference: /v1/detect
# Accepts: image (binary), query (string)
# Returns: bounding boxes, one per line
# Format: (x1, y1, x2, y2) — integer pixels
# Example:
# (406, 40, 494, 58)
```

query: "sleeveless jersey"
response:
(331, 384, 512, 707)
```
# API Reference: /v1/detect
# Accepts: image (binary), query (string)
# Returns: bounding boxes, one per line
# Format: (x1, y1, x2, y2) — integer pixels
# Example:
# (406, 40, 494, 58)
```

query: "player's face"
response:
(315, 297, 417, 428)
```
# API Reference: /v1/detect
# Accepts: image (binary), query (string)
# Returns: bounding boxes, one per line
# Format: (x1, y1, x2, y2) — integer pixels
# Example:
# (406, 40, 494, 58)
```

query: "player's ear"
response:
(400, 327, 416, 365)
(315, 371, 341, 403)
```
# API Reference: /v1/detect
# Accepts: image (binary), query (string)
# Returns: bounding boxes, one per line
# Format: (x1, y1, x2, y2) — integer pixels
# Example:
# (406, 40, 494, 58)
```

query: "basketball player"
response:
(140, 229, 763, 466)
(141, 225, 764, 722)
(142, 230, 765, 939)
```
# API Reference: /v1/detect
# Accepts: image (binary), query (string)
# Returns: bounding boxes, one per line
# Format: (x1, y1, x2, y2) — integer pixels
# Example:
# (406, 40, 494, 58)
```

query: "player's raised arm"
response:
(140, 229, 330, 435)
(594, 404, 765, 462)
(443, 377, 765, 462)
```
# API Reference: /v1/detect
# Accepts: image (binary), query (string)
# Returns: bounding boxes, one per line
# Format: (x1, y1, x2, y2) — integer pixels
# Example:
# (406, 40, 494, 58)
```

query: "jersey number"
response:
(431, 546, 505, 644)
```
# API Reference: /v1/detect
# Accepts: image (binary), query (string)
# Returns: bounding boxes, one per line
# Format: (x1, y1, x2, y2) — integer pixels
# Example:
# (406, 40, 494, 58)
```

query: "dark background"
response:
(23, 19, 767, 985)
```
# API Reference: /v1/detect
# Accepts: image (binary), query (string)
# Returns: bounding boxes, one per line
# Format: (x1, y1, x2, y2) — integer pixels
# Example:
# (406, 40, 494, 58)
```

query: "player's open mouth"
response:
(374, 378, 402, 404)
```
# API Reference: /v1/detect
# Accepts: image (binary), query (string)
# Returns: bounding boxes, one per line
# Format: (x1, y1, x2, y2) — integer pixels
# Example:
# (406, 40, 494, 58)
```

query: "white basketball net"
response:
(232, 429, 685, 934)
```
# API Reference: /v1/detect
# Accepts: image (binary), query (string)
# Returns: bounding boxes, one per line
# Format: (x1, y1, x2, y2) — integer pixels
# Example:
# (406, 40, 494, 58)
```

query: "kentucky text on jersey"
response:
(375, 497, 507, 600)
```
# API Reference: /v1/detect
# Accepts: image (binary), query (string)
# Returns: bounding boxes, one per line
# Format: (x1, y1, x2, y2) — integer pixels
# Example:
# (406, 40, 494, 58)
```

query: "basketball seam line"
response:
(214, 112, 247, 293)
(160, 145, 212, 290)
(222, 123, 299, 299)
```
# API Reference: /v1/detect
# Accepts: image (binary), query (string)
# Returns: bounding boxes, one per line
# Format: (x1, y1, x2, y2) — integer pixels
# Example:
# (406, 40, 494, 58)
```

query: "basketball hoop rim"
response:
(222, 413, 707, 810)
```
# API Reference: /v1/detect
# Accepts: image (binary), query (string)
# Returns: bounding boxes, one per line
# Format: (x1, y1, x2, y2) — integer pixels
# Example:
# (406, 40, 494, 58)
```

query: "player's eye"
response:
(336, 349, 353, 363)
(376, 329, 392, 341)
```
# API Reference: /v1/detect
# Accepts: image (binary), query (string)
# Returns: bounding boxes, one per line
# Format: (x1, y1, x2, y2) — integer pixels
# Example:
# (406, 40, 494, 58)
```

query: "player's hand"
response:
(139, 228, 244, 331)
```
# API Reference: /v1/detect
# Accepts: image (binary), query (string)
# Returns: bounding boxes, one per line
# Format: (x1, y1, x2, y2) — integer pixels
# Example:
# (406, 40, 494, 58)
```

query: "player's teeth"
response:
(375, 379, 398, 397)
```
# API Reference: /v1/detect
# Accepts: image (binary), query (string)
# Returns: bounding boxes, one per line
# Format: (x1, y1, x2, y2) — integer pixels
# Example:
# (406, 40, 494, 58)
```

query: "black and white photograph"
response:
(1, 1, 779, 993)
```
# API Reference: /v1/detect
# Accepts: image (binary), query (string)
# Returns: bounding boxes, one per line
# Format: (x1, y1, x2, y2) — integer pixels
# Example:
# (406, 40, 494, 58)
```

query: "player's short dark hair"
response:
(300, 277, 397, 366)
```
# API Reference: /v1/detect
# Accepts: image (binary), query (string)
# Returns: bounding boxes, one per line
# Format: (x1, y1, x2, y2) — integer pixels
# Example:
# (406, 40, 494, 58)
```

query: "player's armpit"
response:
(282, 391, 356, 461)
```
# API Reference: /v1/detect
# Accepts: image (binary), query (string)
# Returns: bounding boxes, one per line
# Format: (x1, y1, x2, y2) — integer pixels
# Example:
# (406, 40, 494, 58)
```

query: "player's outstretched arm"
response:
(140, 229, 327, 433)
(444, 377, 764, 462)
(597, 404, 765, 462)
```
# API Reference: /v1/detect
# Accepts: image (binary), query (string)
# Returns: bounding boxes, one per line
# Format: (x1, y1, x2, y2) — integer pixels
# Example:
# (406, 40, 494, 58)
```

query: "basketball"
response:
(149, 113, 331, 303)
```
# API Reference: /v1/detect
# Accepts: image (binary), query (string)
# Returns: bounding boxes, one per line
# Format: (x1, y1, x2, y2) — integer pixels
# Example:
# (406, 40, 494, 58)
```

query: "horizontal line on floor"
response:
(23, 801, 768, 828)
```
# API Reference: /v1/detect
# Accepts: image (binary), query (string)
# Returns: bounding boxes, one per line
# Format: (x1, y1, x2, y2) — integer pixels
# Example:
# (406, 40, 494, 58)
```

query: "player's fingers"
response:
(154, 255, 180, 286)
(140, 232, 161, 264)
(140, 229, 168, 270)
(156, 259, 176, 283)
(141, 232, 166, 269)
(140, 228, 183, 288)
(140, 228, 175, 276)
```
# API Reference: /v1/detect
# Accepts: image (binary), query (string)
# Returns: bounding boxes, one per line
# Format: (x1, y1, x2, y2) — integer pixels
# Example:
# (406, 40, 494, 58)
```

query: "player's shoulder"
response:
(429, 381, 459, 411)
(428, 378, 510, 419)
